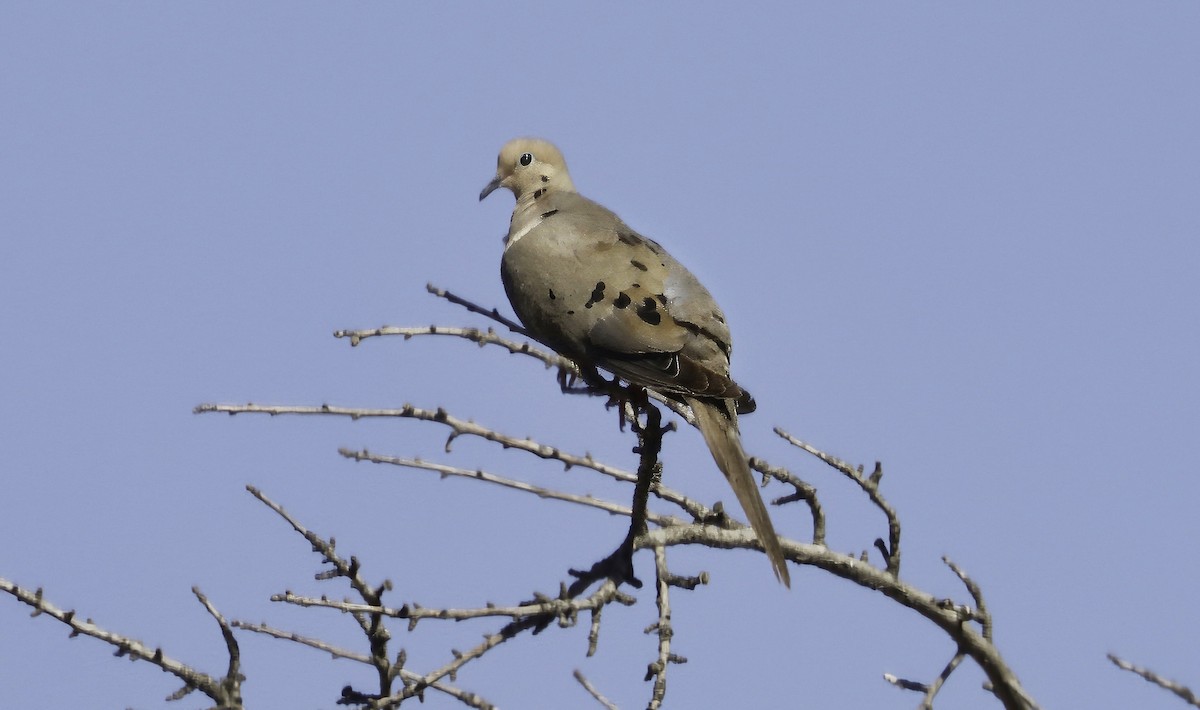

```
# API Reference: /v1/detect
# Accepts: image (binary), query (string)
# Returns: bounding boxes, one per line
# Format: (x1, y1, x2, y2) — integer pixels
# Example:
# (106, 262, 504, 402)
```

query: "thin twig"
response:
(919, 652, 966, 709)
(334, 324, 551, 361)
(195, 402, 714, 523)
(193, 587, 244, 706)
(645, 545, 677, 710)
(188, 288, 1045, 710)
(425, 283, 529, 335)
(271, 587, 635, 626)
(574, 669, 620, 710)
(884, 650, 966, 709)
(750, 457, 825, 545)
(1108, 653, 1200, 708)
(198, 402, 632, 477)
(636, 524, 1039, 710)
(943, 556, 990, 638)
(338, 449, 684, 528)
(231, 621, 495, 708)
(246, 486, 396, 698)
(0, 577, 241, 708)
(775, 428, 901, 576)
(370, 581, 627, 709)
(232, 620, 373, 664)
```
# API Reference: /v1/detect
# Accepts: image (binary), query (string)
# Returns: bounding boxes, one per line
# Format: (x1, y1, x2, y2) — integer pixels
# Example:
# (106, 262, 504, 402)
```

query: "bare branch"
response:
(1109, 653, 1200, 708)
(232, 619, 373, 664)
(645, 545, 677, 710)
(885, 651, 966, 709)
(180, 297, 1048, 709)
(425, 283, 528, 335)
(919, 652, 966, 709)
(198, 401, 630, 475)
(0, 577, 242, 708)
(198, 401, 721, 526)
(369, 581, 627, 710)
(775, 428, 901, 576)
(330, 287, 699, 422)
(333, 324, 565, 370)
(883, 672, 928, 692)
(246, 486, 398, 698)
(750, 457, 825, 545)
(246, 486, 386, 606)
(338, 448, 682, 528)
(193, 587, 244, 706)
(231, 621, 494, 708)
(574, 669, 620, 710)
(943, 556, 991, 638)
(271, 587, 635, 627)
(636, 525, 1039, 710)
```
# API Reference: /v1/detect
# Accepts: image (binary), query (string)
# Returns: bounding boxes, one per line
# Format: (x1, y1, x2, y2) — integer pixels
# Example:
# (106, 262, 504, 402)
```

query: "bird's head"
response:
(479, 138, 576, 202)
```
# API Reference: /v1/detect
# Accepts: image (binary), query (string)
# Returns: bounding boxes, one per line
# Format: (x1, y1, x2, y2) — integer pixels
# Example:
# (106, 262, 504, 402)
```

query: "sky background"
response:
(2, 3, 1198, 708)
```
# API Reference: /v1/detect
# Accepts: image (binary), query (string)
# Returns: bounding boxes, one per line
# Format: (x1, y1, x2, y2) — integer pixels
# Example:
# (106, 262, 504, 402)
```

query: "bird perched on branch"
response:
(480, 138, 789, 587)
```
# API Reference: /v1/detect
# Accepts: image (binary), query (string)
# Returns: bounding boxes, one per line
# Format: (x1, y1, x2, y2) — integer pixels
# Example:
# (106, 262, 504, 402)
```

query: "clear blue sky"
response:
(3, 3, 1198, 708)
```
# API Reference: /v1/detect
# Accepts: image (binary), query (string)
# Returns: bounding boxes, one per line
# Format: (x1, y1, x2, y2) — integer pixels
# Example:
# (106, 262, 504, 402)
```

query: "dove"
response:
(480, 138, 789, 587)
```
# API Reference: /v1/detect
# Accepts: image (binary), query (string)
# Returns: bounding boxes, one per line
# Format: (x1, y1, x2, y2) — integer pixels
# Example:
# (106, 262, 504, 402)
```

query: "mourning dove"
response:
(480, 138, 790, 587)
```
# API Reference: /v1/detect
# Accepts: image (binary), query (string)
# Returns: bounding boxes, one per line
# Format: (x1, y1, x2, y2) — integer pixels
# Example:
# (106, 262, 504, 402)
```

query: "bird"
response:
(480, 138, 789, 587)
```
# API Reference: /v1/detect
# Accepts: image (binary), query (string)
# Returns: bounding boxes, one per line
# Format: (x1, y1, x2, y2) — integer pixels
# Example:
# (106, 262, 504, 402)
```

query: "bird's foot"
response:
(556, 365, 613, 398)
(566, 537, 642, 597)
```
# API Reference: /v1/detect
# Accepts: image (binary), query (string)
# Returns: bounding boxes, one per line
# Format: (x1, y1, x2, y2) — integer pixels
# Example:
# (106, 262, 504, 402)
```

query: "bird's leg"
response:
(556, 364, 636, 432)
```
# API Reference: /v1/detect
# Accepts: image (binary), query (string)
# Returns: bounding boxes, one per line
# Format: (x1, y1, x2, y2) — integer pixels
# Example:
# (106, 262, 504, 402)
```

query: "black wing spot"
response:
(547, 288, 556, 300)
(636, 297, 662, 325)
(613, 292, 631, 308)
(630, 259, 648, 271)
(541, 209, 559, 219)
(617, 232, 640, 246)
(540, 175, 550, 182)
(655, 293, 668, 306)
(712, 310, 725, 323)
(584, 281, 606, 309)
(534, 188, 545, 199)
(567, 309, 575, 315)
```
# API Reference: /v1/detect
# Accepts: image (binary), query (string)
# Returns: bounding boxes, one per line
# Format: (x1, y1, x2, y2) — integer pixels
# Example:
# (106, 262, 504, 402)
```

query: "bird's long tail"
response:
(685, 397, 791, 587)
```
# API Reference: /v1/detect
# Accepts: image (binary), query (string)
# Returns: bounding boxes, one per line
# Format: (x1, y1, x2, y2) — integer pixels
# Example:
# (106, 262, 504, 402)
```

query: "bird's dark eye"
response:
(519, 153, 533, 167)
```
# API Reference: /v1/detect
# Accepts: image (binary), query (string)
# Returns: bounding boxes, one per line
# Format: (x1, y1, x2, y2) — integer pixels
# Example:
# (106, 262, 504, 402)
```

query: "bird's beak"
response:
(479, 175, 502, 201)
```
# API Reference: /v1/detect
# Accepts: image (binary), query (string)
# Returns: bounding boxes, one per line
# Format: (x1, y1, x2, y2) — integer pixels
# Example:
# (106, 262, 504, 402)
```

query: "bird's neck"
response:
(507, 186, 568, 248)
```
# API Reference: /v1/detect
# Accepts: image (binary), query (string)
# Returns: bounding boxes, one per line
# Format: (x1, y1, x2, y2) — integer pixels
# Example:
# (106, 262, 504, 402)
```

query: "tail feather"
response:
(685, 396, 791, 587)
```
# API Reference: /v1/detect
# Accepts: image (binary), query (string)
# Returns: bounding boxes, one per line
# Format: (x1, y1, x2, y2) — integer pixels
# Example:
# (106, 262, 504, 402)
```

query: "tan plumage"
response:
(480, 138, 789, 587)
